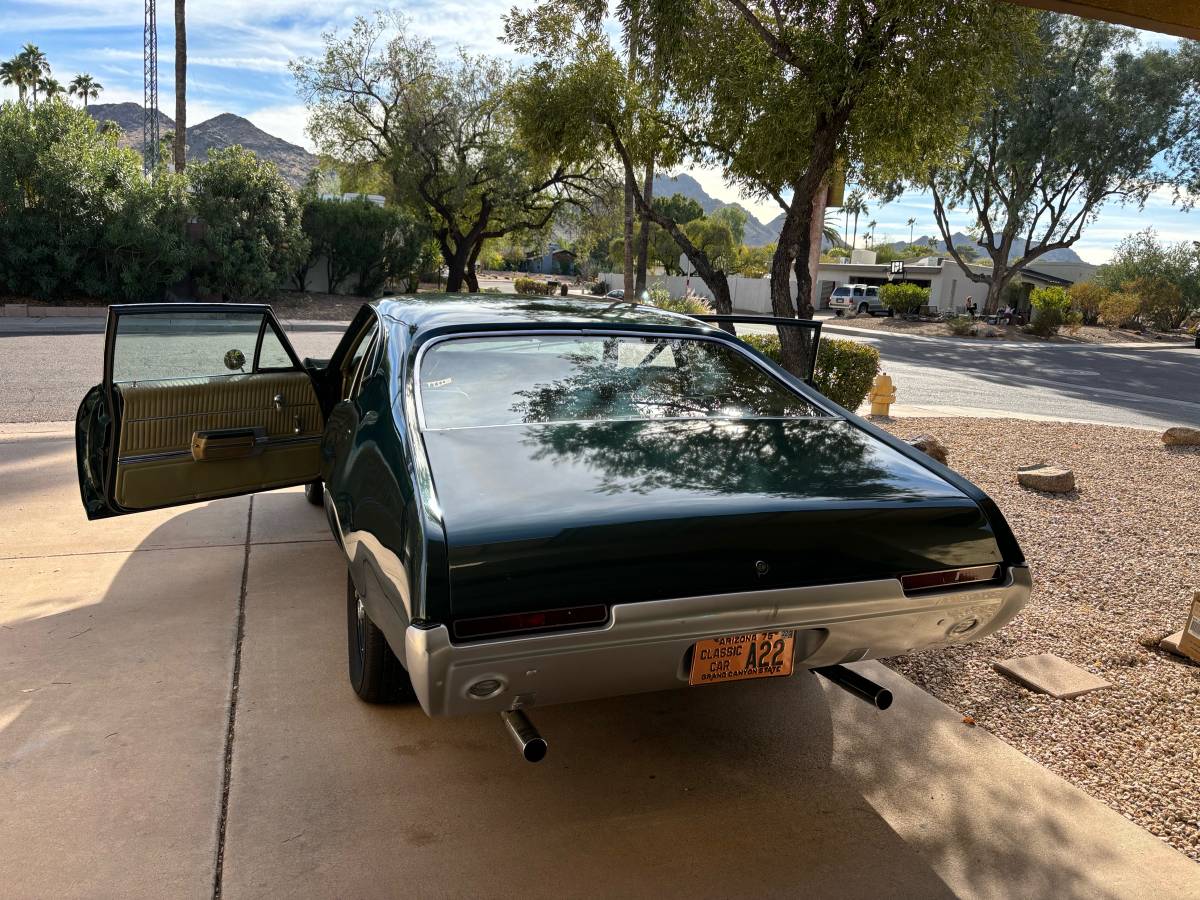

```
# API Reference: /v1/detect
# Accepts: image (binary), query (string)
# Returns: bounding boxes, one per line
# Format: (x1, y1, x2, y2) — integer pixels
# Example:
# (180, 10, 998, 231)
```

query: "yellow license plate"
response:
(688, 630, 796, 686)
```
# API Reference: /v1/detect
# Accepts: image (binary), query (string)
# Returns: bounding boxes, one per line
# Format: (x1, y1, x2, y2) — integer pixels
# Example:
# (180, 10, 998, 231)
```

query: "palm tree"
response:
(174, 0, 187, 172)
(18, 44, 50, 104)
(866, 219, 878, 248)
(38, 76, 65, 101)
(0, 57, 26, 103)
(68, 73, 103, 108)
(844, 190, 867, 249)
(907, 217, 916, 244)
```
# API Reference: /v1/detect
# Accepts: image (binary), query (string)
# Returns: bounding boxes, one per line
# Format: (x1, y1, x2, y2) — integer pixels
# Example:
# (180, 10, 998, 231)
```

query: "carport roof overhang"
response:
(1010, 1, 1200, 40)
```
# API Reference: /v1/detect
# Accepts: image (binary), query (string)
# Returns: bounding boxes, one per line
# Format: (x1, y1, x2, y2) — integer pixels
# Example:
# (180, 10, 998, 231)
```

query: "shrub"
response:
(1125, 275, 1186, 332)
(738, 334, 880, 411)
(879, 282, 929, 317)
(947, 315, 976, 336)
(0, 99, 191, 302)
(299, 197, 426, 296)
(514, 277, 554, 295)
(1027, 285, 1072, 336)
(645, 284, 712, 315)
(1099, 290, 1142, 328)
(1068, 282, 1108, 326)
(589, 279, 609, 296)
(189, 145, 309, 300)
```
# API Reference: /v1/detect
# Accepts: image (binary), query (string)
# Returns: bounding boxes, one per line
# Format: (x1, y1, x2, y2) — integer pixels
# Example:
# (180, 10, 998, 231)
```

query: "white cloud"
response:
(240, 102, 314, 150)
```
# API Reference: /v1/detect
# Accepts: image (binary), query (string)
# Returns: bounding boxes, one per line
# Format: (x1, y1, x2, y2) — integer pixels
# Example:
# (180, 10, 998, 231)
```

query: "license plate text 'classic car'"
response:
(688, 630, 796, 685)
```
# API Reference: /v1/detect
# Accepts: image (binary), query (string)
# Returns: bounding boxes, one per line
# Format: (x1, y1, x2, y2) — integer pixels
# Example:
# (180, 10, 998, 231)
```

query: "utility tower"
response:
(143, 0, 159, 174)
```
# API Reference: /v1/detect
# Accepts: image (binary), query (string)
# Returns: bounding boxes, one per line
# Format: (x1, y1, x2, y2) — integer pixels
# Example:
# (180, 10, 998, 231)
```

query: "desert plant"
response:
(589, 279, 609, 295)
(1099, 290, 1142, 329)
(1125, 275, 1186, 332)
(738, 334, 880, 411)
(946, 315, 976, 336)
(1027, 285, 1072, 336)
(1068, 282, 1108, 326)
(300, 197, 427, 296)
(879, 282, 929, 317)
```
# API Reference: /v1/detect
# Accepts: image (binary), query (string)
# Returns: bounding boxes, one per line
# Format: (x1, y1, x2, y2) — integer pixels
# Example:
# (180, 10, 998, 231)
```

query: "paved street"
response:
(4, 315, 1197, 428)
(2, 428, 1197, 897)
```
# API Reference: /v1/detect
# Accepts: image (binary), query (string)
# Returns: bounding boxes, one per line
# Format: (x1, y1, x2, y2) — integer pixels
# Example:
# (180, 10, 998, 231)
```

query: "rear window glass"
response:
(418, 335, 824, 429)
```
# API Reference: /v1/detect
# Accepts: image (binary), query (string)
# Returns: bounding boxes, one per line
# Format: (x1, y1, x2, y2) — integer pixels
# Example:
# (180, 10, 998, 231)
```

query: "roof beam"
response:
(1008, 1, 1200, 40)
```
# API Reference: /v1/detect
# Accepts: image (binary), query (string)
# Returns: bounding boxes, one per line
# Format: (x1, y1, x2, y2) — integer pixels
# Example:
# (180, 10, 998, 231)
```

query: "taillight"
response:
(901, 565, 1001, 595)
(453, 604, 608, 640)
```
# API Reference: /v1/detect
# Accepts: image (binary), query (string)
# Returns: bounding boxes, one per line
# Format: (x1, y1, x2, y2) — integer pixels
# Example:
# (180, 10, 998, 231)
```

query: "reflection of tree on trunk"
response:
(518, 418, 900, 500)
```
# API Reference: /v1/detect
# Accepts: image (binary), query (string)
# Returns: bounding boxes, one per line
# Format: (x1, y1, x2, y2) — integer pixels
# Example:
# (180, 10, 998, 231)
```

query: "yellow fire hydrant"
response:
(868, 372, 896, 416)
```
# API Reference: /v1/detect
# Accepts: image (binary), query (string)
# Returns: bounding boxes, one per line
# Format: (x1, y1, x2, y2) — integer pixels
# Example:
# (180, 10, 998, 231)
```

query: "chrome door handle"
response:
(274, 393, 286, 410)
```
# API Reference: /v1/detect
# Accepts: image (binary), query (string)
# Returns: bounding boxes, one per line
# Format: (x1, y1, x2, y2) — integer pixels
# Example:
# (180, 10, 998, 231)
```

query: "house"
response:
(524, 242, 577, 276)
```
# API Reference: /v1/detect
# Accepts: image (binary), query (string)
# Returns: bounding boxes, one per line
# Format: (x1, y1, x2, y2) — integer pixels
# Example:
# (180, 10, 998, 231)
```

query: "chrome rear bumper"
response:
(403, 565, 1032, 717)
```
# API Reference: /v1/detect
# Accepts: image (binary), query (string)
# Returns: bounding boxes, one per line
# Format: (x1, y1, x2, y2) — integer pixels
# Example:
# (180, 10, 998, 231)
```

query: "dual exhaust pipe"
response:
(500, 665, 890, 764)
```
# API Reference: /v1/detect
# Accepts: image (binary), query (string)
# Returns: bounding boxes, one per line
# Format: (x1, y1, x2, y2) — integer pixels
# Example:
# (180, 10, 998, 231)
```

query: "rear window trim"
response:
(411, 328, 840, 431)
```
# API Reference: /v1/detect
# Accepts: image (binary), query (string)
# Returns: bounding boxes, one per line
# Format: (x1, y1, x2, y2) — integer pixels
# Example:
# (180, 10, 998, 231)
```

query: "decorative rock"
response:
(1162, 427, 1200, 447)
(1159, 631, 1185, 657)
(993, 653, 1111, 700)
(1017, 464, 1075, 493)
(908, 434, 948, 464)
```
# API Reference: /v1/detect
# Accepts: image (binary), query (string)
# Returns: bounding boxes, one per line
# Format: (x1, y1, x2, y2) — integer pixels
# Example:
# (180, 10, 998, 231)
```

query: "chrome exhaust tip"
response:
(501, 709, 548, 763)
(813, 664, 893, 710)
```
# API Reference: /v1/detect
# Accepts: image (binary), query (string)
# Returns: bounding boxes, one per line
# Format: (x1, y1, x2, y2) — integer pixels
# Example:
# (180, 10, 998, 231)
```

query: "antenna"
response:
(143, 0, 159, 175)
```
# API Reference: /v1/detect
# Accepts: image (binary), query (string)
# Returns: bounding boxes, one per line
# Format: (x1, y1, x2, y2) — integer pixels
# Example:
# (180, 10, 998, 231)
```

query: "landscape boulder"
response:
(1161, 426, 1200, 447)
(907, 434, 948, 465)
(1017, 464, 1075, 493)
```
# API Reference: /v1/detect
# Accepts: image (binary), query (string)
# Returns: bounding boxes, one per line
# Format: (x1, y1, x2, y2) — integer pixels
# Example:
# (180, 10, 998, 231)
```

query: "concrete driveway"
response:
(2, 425, 1197, 899)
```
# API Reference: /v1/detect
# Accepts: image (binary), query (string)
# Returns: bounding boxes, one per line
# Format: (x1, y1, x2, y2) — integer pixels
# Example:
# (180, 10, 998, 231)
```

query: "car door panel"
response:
(76, 303, 328, 519)
(112, 371, 323, 509)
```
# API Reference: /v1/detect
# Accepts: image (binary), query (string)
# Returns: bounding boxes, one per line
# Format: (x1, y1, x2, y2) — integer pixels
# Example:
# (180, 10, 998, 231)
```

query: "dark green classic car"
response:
(77, 297, 1030, 761)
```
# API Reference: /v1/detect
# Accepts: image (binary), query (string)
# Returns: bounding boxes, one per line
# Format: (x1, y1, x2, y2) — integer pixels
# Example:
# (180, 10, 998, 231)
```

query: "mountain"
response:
(882, 232, 1085, 264)
(653, 173, 779, 247)
(87, 103, 319, 187)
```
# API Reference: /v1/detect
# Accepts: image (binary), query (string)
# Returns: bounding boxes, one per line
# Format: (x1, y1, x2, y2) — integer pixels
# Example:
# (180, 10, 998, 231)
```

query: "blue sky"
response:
(1, 0, 1194, 262)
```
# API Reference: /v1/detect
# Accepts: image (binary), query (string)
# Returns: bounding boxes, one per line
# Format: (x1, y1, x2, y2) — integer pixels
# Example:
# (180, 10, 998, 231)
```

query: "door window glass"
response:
(110, 311, 295, 384)
(342, 320, 380, 399)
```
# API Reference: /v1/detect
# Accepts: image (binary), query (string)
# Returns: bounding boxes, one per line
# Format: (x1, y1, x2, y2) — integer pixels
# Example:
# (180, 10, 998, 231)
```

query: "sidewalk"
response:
(1, 429, 1196, 897)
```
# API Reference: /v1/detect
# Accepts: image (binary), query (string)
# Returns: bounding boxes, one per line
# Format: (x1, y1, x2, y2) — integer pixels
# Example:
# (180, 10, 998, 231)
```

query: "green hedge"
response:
(514, 277, 555, 295)
(879, 282, 929, 316)
(298, 197, 426, 297)
(738, 334, 881, 410)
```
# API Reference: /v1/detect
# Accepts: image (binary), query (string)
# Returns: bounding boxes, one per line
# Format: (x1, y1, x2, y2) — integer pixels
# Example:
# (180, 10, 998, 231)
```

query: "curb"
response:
(4, 304, 106, 318)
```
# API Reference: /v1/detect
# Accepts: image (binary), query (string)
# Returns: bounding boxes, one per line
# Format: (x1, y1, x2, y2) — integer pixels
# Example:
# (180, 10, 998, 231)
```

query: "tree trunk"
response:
(464, 240, 482, 293)
(634, 156, 655, 295)
(622, 169, 635, 297)
(174, 0, 187, 173)
(440, 236, 472, 293)
(793, 181, 828, 319)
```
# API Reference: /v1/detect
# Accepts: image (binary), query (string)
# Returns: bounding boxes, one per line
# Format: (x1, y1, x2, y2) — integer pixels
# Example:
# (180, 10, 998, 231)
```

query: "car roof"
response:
(373, 294, 705, 334)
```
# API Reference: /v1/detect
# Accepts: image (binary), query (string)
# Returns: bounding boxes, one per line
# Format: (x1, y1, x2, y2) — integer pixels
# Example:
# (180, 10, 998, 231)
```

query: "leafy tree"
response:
(710, 205, 746, 244)
(1122, 276, 1184, 333)
(189, 145, 309, 300)
(67, 73, 103, 109)
(733, 243, 773, 278)
(1096, 229, 1199, 329)
(930, 14, 1197, 311)
(293, 12, 600, 293)
(1027, 285, 1073, 336)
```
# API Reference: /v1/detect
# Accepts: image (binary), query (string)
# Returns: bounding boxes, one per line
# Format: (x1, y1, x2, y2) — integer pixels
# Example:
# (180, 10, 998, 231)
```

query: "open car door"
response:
(76, 303, 326, 520)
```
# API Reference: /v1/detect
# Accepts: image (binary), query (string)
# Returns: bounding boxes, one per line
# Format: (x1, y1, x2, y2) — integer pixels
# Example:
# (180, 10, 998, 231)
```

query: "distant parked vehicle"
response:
(827, 284, 890, 317)
(606, 289, 625, 300)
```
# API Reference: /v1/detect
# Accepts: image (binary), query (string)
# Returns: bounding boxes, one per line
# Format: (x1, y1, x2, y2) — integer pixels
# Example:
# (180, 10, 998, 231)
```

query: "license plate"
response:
(688, 630, 796, 686)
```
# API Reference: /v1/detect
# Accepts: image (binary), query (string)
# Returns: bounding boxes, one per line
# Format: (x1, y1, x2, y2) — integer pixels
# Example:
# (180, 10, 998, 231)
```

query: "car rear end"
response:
(403, 325, 1030, 716)
(827, 285, 855, 312)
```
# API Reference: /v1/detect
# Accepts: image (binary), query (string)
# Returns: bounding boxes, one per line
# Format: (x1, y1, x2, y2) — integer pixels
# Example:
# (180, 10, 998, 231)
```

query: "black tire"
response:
(858, 302, 871, 316)
(304, 480, 324, 506)
(834, 309, 844, 317)
(347, 573, 415, 703)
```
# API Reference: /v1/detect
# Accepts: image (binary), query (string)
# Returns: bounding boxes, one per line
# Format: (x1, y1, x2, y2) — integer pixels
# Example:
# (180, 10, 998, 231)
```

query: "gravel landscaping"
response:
(879, 417, 1200, 861)
(832, 314, 1193, 344)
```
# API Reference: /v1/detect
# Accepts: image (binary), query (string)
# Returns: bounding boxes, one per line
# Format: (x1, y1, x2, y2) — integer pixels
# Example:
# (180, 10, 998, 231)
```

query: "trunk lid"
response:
(422, 418, 1002, 622)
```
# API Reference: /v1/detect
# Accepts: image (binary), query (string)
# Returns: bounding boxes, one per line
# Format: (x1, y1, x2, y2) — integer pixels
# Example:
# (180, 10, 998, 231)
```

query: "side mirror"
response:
(224, 349, 246, 371)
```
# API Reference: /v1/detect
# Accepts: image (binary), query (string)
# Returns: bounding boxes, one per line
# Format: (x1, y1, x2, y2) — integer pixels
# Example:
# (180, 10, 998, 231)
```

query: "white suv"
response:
(827, 283, 889, 316)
